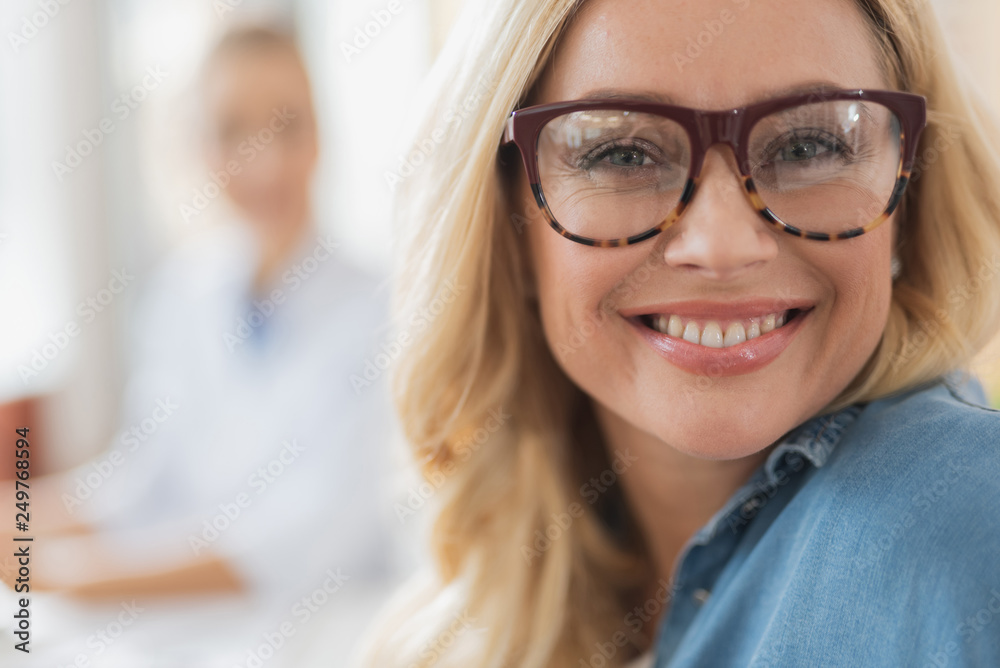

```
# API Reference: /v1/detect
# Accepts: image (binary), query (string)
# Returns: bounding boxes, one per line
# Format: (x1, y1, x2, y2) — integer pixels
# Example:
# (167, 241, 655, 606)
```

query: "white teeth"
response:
(724, 322, 747, 347)
(667, 314, 684, 338)
(683, 321, 701, 344)
(648, 310, 792, 348)
(701, 322, 724, 348)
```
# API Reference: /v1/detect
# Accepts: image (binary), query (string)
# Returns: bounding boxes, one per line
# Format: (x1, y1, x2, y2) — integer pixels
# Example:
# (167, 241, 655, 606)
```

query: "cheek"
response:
(812, 224, 895, 369)
(528, 210, 591, 353)
(529, 220, 591, 347)
(527, 216, 647, 386)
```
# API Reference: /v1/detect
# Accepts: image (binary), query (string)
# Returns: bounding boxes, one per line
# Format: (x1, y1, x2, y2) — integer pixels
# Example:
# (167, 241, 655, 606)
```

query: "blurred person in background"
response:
(1, 25, 398, 610)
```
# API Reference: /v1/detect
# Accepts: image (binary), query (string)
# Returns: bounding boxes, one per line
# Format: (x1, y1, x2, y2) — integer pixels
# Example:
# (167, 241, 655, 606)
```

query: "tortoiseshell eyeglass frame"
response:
(501, 89, 928, 248)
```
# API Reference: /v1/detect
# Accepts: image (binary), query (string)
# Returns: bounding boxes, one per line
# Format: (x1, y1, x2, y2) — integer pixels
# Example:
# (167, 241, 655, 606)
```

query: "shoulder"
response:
(818, 374, 1000, 523)
(791, 373, 1000, 604)
(725, 376, 1000, 665)
(290, 232, 388, 309)
(846, 372, 999, 452)
(298, 247, 390, 344)
(153, 223, 258, 289)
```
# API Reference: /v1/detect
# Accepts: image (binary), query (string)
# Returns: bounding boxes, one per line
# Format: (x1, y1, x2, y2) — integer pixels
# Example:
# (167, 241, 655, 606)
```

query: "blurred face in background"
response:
(201, 44, 318, 255)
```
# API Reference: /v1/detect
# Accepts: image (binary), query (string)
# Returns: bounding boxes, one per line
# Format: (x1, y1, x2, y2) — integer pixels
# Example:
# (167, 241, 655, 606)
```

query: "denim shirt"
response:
(652, 373, 1000, 667)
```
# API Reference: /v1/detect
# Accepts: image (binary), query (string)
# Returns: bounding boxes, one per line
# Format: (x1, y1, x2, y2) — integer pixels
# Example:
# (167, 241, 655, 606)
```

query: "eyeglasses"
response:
(502, 89, 927, 247)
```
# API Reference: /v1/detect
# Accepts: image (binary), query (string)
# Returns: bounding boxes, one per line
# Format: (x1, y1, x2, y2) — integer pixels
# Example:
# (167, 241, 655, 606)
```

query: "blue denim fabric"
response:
(652, 373, 1000, 668)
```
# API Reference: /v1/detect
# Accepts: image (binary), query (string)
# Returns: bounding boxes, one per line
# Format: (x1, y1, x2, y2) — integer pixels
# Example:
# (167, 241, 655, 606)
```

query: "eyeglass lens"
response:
(535, 100, 903, 241)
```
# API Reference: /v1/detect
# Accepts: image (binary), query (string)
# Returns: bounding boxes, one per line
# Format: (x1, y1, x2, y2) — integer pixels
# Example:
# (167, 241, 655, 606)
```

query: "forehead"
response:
(204, 49, 310, 110)
(538, 0, 887, 108)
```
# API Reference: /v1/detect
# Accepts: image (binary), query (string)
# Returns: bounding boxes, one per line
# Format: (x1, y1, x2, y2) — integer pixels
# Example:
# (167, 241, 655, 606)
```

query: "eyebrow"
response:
(574, 81, 861, 108)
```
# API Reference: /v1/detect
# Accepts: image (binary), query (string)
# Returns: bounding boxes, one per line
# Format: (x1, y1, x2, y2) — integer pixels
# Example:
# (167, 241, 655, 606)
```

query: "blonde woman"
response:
(364, 0, 1000, 665)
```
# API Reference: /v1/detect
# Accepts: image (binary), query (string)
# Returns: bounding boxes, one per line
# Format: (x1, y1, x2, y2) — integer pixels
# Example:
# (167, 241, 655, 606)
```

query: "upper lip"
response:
(619, 298, 816, 320)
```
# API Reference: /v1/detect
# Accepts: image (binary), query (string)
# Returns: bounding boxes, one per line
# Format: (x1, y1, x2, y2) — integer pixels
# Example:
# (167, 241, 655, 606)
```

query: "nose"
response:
(659, 146, 779, 280)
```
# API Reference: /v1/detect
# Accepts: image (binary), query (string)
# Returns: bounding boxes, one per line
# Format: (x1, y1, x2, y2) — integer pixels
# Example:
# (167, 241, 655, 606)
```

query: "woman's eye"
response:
(779, 140, 829, 162)
(605, 147, 650, 167)
(580, 141, 661, 170)
(768, 130, 850, 164)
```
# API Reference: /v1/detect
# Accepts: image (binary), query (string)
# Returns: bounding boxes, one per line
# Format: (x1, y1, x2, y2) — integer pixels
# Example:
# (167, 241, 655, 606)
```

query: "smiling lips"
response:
(627, 301, 813, 376)
(643, 310, 796, 348)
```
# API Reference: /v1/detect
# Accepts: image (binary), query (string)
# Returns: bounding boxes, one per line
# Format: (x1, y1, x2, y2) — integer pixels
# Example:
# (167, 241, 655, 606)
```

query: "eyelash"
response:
(576, 138, 667, 171)
(757, 129, 853, 165)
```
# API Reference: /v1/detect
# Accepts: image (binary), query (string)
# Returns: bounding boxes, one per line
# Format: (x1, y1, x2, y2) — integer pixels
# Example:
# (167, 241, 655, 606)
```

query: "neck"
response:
(595, 403, 773, 584)
(251, 217, 310, 293)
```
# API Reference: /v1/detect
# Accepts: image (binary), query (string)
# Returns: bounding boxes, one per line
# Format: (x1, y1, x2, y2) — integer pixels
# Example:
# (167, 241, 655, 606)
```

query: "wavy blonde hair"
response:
(361, 1, 1000, 666)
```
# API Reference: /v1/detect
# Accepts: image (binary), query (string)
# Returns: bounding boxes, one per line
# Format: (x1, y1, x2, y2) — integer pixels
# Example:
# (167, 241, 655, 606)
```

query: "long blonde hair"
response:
(362, 1, 1000, 666)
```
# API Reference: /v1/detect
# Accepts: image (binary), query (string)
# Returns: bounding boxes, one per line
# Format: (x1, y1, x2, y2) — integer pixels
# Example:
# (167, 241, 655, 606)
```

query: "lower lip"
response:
(628, 310, 810, 377)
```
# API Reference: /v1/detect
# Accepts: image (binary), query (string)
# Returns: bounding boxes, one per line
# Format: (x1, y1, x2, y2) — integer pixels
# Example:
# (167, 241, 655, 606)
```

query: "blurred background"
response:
(0, 0, 997, 666)
(0, 0, 467, 474)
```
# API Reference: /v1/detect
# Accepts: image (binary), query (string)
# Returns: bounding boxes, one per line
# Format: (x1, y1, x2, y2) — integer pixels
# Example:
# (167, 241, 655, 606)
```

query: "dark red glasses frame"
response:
(501, 89, 927, 247)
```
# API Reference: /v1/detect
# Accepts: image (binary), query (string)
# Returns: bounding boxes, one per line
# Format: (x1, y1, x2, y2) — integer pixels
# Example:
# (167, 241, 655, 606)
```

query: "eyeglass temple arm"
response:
(502, 114, 516, 145)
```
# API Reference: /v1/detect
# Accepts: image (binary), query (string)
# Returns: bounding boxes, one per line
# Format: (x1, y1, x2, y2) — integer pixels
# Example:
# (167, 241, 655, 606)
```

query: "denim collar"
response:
(688, 403, 863, 547)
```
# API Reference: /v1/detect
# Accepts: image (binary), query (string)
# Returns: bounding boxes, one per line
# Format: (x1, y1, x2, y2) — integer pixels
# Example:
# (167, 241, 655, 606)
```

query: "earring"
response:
(890, 256, 903, 280)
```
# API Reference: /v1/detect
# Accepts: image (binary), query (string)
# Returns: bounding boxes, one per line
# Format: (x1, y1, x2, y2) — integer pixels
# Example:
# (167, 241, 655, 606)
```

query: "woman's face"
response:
(524, 0, 896, 459)
(202, 48, 318, 244)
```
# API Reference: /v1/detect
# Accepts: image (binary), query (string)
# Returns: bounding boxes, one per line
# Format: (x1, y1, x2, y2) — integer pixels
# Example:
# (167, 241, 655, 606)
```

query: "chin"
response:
(665, 430, 781, 461)
(645, 397, 805, 461)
